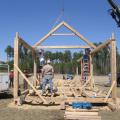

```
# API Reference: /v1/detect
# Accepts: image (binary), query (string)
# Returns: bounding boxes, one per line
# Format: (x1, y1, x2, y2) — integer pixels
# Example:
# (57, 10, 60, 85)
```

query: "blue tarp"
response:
(72, 102, 92, 109)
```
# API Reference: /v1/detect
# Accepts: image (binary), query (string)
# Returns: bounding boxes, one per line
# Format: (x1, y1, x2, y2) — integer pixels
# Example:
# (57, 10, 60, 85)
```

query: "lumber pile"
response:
(64, 111, 101, 120)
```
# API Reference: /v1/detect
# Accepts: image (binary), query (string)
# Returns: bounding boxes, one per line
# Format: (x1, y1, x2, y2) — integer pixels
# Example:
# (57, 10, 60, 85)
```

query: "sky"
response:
(0, 0, 120, 61)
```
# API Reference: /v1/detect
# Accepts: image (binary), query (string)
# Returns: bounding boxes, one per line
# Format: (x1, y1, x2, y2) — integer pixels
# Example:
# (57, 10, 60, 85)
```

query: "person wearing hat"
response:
(41, 59, 54, 95)
(9, 70, 14, 88)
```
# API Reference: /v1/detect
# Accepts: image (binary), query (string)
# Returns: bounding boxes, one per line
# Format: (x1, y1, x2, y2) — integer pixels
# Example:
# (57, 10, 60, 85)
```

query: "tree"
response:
(5, 45, 14, 62)
(44, 51, 52, 61)
(73, 52, 83, 61)
(19, 45, 33, 72)
(93, 42, 111, 75)
(63, 50, 72, 62)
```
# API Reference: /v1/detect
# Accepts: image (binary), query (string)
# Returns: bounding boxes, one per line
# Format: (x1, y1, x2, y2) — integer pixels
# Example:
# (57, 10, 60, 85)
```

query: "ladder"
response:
(81, 58, 90, 82)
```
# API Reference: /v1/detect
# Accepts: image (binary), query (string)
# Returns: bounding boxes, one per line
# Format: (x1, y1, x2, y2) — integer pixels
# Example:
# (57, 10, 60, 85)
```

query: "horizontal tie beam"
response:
(36, 45, 91, 49)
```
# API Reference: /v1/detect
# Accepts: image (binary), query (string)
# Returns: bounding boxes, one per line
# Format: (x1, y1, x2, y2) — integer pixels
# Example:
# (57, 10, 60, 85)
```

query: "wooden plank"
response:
(66, 107, 99, 112)
(14, 32, 19, 99)
(108, 102, 117, 111)
(104, 81, 116, 102)
(89, 55, 94, 90)
(80, 76, 92, 90)
(80, 60, 83, 81)
(64, 116, 101, 118)
(111, 34, 117, 102)
(21, 89, 29, 95)
(90, 39, 113, 55)
(76, 66, 78, 75)
(65, 111, 98, 116)
(19, 38, 33, 51)
(33, 52, 37, 87)
(65, 98, 112, 103)
(64, 116, 101, 120)
(67, 108, 99, 112)
(36, 45, 90, 49)
(51, 33, 75, 36)
(64, 117, 101, 120)
(63, 21, 96, 49)
(35, 77, 40, 85)
(77, 56, 83, 62)
(14, 64, 47, 104)
(64, 115, 101, 118)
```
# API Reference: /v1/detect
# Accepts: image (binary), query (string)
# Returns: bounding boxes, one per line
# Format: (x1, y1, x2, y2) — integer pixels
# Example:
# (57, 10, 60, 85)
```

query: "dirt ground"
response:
(0, 75, 120, 120)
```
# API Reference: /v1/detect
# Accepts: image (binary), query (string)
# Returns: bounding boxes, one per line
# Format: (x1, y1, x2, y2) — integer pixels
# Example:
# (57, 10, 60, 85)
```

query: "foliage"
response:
(5, 45, 14, 62)
(4, 43, 120, 75)
(19, 45, 33, 72)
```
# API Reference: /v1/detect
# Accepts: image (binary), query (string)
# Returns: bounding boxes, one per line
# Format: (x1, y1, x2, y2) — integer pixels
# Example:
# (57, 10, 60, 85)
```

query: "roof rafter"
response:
(33, 21, 96, 49)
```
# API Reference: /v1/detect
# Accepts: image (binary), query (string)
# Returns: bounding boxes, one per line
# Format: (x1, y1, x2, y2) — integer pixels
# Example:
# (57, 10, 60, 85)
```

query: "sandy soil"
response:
(0, 75, 120, 120)
(0, 94, 64, 120)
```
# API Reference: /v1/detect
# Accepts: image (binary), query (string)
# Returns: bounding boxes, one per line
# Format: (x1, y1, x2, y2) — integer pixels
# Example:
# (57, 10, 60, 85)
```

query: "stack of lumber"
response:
(66, 106, 99, 112)
(64, 111, 101, 120)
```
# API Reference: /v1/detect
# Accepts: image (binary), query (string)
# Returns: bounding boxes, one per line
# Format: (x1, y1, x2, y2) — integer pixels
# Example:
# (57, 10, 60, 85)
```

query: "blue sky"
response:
(0, 0, 120, 61)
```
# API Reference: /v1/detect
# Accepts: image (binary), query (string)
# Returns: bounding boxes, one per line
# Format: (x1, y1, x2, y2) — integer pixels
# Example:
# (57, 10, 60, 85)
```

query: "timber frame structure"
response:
(14, 21, 117, 105)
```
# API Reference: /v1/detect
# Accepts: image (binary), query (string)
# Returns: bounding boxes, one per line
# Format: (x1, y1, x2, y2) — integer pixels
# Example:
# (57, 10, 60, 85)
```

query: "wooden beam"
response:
(64, 115, 101, 120)
(80, 76, 92, 90)
(14, 64, 47, 104)
(77, 56, 83, 62)
(90, 39, 113, 55)
(76, 66, 78, 75)
(33, 52, 37, 87)
(14, 32, 19, 99)
(66, 107, 99, 112)
(35, 77, 40, 85)
(19, 38, 33, 51)
(65, 111, 99, 116)
(90, 55, 94, 90)
(65, 98, 112, 103)
(108, 102, 117, 111)
(21, 89, 29, 95)
(33, 21, 96, 48)
(80, 60, 82, 80)
(51, 33, 75, 36)
(63, 21, 96, 49)
(33, 21, 64, 48)
(36, 45, 90, 49)
(111, 33, 117, 103)
(104, 81, 116, 102)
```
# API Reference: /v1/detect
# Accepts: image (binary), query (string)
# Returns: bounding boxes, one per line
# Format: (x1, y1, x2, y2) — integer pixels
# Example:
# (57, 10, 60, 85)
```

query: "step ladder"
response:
(81, 58, 90, 82)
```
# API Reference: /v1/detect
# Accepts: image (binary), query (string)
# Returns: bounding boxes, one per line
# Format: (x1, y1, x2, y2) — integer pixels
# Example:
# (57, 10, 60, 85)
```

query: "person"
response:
(41, 59, 54, 95)
(9, 70, 14, 88)
(40, 57, 45, 66)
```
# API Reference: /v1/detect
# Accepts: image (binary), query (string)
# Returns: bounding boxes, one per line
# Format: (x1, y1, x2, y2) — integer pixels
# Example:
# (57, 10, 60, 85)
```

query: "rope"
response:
(52, 9, 64, 28)
(52, 0, 70, 28)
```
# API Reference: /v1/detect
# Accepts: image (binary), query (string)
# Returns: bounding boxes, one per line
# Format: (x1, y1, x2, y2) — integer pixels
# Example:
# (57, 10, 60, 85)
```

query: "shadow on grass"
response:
(0, 92, 13, 99)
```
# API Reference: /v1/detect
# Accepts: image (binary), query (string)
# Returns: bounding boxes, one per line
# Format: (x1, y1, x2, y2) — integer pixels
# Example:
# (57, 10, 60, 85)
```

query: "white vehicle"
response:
(0, 64, 10, 93)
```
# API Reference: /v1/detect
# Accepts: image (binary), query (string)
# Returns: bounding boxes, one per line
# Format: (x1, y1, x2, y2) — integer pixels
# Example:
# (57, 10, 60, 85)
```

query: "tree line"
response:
(4, 42, 120, 75)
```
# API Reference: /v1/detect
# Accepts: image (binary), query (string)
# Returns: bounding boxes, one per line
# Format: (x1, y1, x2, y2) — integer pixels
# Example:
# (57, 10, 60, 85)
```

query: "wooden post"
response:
(89, 55, 94, 90)
(104, 81, 116, 102)
(14, 64, 47, 103)
(14, 32, 19, 99)
(111, 33, 117, 103)
(90, 39, 113, 55)
(76, 66, 78, 75)
(33, 52, 37, 86)
(81, 60, 83, 82)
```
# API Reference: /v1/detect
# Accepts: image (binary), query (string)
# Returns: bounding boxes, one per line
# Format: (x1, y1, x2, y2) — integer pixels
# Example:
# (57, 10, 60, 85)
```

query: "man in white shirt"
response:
(42, 59, 54, 95)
